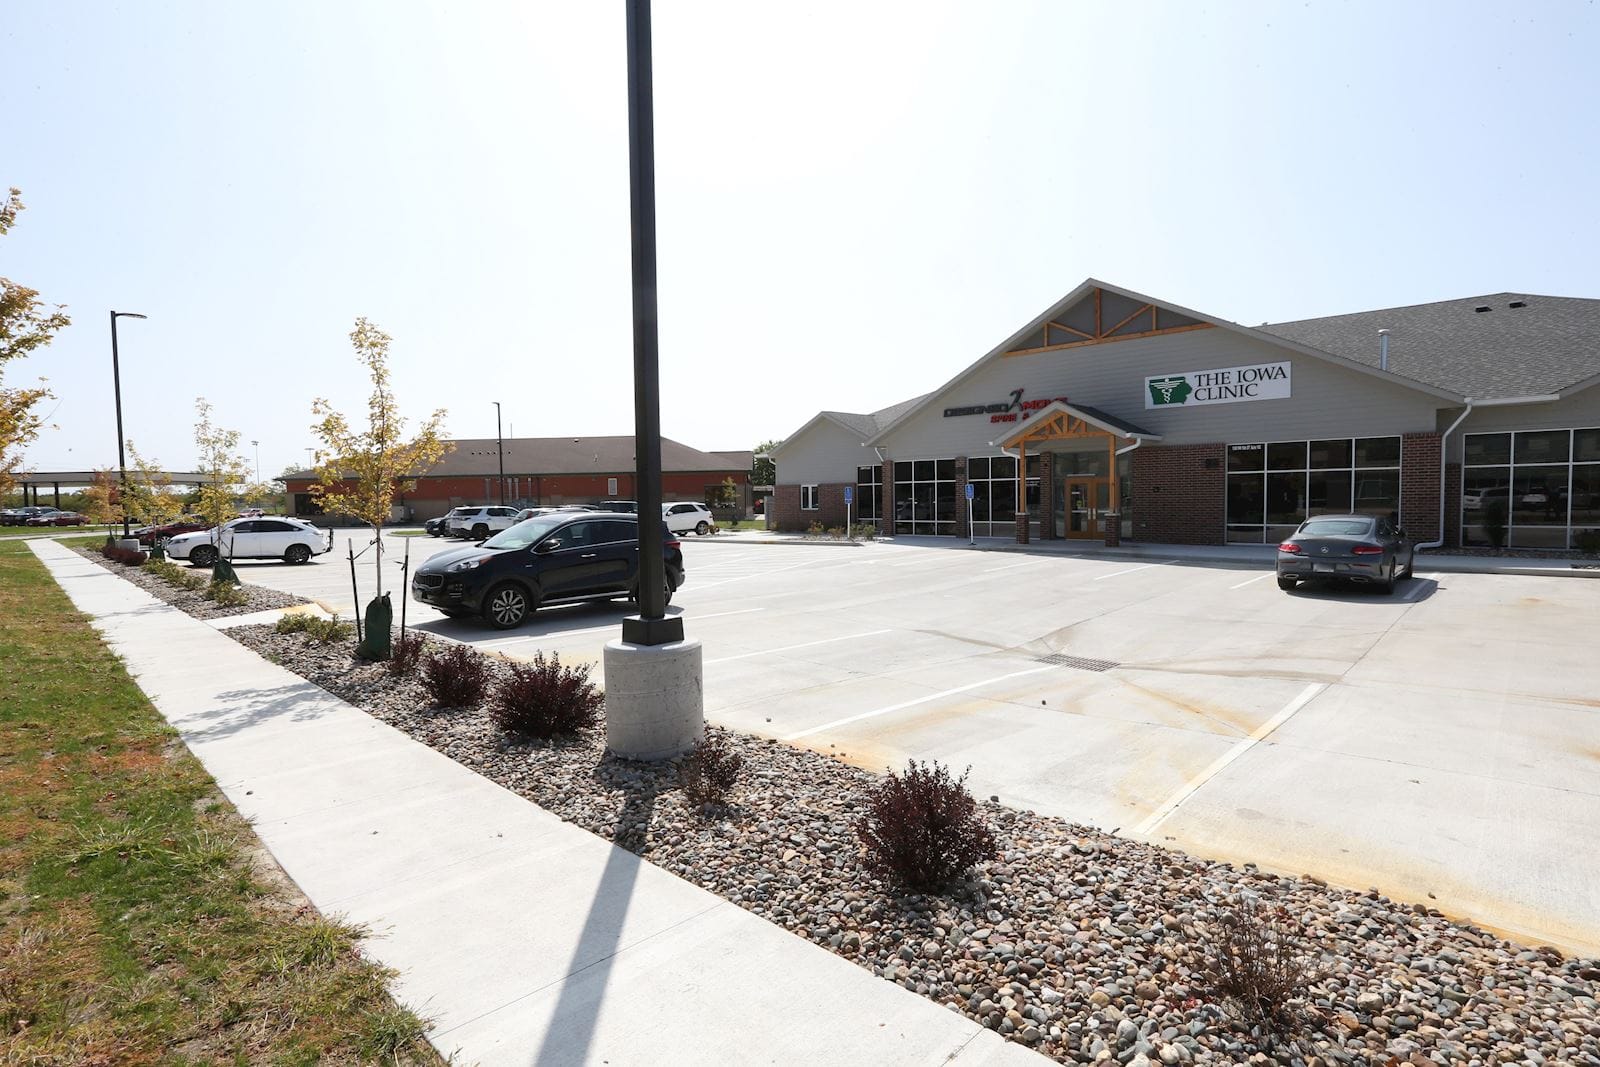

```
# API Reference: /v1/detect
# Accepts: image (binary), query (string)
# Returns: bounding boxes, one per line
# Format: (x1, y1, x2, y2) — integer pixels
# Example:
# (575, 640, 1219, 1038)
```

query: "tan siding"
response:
(775, 419, 881, 485)
(1448, 385, 1600, 462)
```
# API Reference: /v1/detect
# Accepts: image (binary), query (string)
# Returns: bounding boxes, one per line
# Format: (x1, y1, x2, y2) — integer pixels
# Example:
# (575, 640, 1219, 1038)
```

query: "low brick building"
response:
(283, 437, 753, 522)
(772, 278, 1600, 550)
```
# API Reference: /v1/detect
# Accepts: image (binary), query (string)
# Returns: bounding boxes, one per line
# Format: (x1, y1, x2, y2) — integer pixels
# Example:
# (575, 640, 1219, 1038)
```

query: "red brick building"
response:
(283, 436, 753, 522)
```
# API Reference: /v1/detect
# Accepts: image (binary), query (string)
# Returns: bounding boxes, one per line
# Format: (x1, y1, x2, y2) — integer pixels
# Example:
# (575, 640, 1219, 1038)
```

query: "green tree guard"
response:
(356, 592, 392, 660)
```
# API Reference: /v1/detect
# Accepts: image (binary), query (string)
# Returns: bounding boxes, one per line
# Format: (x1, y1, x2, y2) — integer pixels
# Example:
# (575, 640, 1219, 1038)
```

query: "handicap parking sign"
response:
(964, 483, 975, 500)
(843, 486, 853, 504)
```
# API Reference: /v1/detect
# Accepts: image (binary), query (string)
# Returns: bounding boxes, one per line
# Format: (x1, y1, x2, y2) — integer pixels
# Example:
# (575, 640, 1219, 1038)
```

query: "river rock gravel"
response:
(74, 545, 308, 618)
(224, 622, 1599, 1067)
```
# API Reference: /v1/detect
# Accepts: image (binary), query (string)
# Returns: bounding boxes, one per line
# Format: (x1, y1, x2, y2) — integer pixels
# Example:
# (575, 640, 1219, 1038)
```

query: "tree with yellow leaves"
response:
(1, 187, 72, 497)
(310, 318, 448, 596)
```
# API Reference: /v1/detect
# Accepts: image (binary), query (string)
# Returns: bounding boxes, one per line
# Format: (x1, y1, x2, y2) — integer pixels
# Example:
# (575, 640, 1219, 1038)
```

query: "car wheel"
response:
(1381, 563, 1396, 595)
(472, 523, 490, 541)
(1402, 550, 1415, 579)
(628, 575, 674, 606)
(284, 543, 312, 565)
(483, 582, 534, 629)
(190, 545, 219, 568)
(695, 520, 710, 536)
(1277, 575, 1298, 591)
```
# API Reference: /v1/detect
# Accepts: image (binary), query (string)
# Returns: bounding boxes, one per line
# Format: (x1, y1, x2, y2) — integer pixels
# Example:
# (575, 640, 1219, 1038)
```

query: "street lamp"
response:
(252, 440, 260, 483)
(110, 310, 147, 537)
(492, 402, 505, 505)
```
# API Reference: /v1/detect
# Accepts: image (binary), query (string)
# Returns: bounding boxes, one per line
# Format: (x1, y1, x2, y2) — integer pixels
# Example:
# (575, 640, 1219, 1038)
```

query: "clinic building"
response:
(770, 279, 1600, 549)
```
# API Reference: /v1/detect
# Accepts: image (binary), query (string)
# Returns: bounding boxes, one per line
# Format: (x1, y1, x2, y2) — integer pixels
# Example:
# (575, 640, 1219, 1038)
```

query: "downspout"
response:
(1415, 400, 1473, 551)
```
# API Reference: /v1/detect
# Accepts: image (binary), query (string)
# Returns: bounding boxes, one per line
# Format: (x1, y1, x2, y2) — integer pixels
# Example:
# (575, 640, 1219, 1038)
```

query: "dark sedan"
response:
(27, 510, 87, 527)
(1276, 514, 1414, 593)
(411, 512, 684, 629)
(133, 518, 210, 546)
(2, 506, 58, 526)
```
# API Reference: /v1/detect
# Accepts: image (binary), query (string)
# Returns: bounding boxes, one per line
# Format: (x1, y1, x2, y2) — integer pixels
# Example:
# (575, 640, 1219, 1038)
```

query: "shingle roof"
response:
(1257, 293, 1600, 400)
(283, 436, 747, 481)
(818, 393, 934, 441)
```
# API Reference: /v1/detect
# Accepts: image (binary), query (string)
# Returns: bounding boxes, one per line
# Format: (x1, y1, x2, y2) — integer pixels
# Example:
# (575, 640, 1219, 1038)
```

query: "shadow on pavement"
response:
(1284, 575, 1440, 604)
(176, 681, 345, 743)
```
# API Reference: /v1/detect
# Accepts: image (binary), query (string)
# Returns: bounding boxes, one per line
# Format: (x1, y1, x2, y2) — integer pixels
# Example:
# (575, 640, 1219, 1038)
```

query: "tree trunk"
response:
(372, 524, 384, 598)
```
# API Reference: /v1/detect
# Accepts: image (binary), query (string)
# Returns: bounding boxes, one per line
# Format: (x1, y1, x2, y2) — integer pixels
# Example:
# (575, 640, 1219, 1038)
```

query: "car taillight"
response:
(1351, 545, 1383, 555)
(665, 538, 680, 549)
(1278, 542, 1302, 553)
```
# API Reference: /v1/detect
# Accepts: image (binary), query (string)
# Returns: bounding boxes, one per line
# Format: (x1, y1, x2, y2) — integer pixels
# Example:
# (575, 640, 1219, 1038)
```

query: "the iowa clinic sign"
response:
(1144, 361, 1291, 409)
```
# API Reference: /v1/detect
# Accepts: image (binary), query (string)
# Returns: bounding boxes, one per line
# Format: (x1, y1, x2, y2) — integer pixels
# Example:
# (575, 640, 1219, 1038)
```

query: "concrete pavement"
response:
(30, 538, 1043, 1066)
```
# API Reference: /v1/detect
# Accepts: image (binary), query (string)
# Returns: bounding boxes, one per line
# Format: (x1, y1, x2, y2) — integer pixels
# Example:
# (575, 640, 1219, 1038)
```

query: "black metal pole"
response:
(110, 311, 130, 537)
(494, 401, 505, 504)
(621, 0, 680, 647)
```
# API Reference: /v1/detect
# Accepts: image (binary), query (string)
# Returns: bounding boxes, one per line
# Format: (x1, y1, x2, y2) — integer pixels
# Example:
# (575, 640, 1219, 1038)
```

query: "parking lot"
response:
(241, 529, 1600, 957)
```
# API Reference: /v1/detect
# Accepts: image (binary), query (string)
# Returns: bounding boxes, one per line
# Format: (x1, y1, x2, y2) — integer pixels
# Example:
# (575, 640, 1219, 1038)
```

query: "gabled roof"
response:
(992, 401, 1161, 448)
(770, 393, 932, 456)
(864, 278, 1463, 444)
(283, 436, 747, 481)
(1257, 293, 1600, 400)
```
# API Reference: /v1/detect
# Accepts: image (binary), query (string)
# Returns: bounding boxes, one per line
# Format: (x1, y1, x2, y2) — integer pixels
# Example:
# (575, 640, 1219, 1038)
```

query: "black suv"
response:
(410, 513, 684, 629)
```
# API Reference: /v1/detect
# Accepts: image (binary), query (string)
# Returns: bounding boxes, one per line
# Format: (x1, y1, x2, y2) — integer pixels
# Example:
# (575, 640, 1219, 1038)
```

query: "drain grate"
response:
(1037, 652, 1119, 673)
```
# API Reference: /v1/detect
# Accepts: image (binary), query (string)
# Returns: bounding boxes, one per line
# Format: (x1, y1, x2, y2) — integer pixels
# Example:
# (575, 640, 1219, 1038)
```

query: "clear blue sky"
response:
(5, 1, 1597, 478)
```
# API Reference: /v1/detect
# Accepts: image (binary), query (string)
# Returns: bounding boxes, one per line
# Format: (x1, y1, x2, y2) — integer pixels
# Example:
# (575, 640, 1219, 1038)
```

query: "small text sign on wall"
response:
(1145, 361, 1291, 409)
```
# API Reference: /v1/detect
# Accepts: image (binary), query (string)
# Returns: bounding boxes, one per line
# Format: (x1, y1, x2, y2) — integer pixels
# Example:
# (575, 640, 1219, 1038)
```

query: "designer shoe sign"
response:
(1145, 360, 1291, 409)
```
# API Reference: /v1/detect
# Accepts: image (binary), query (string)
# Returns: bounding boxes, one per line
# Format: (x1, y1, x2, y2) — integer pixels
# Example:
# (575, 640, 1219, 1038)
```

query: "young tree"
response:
(753, 439, 782, 488)
(81, 469, 123, 527)
(310, 317, 447, 596)
(192, 399, 258, 530)
(0, 188, 72, 497)
(124, 441, 184, 528)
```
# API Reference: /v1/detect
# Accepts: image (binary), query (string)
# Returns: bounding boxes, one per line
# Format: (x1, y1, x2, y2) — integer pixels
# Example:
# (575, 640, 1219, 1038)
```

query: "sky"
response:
(4, 1, 1598, 480)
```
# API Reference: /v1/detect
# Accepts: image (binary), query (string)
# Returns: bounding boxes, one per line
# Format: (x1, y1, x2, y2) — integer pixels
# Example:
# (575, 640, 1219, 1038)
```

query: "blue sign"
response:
(843, 486, 853, 504)
(964, 483, 975, 500)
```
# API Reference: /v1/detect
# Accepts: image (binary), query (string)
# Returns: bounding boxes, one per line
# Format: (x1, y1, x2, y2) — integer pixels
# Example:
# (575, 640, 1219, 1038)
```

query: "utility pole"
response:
(110, 311, 148, 537)
(493, 402, 505, 504)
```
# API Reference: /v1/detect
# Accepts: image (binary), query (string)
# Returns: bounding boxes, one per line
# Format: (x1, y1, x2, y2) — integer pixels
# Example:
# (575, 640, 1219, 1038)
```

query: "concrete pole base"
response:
(603, 636, 704, 761)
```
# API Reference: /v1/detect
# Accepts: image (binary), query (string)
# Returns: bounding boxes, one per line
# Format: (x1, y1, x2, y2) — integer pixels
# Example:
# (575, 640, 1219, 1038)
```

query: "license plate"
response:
(1314, 563, 1335, 574)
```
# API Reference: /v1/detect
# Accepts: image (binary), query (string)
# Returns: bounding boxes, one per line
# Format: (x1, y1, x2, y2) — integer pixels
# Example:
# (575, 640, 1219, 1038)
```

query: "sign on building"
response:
(1145, 361, 1291, 409)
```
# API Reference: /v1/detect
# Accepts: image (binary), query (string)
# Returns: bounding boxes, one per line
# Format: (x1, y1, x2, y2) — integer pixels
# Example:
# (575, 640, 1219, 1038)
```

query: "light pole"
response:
(110, 310, 147, 537)
(493, 402, 505, 505)
(252, 440, 260, 483)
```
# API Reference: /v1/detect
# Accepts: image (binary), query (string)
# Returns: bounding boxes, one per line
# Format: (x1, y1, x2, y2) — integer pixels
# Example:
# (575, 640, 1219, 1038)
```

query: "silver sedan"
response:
(1275, 514, 1415, 594)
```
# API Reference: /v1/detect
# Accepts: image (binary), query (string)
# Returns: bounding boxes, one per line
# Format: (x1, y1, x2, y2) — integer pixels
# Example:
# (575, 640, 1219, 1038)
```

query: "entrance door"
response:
(1064, 478, 1110, 539)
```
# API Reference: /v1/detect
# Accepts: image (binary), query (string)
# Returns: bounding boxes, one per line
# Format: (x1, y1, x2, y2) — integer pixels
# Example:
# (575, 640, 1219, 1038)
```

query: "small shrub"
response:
(204, 579, 249, 607)
(678, 731, 744, 808)
(387, 631, 425, 676)
(826, 526, 846, 540)
(806, 521, 825, 538)
(855, 760, 996, 893)
(486, 652, 602, 738)
(103, 545, 145, 566)
(274, 612, 352, 643)
(275, 612, 312, 635)
(1194, 897, 1326, 1041)
(420, 643, 492, 708)
(851, 523, 876, 541)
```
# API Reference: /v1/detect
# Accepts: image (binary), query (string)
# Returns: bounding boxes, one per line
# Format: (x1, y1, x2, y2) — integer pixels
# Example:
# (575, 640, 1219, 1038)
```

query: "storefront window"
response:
(1227, 436, 1401, 542)
(855, 465, 882, 522)
(964, 455, 1019, 535)
(1463, 427, 1598, 549)
(894, 458, 956, 535)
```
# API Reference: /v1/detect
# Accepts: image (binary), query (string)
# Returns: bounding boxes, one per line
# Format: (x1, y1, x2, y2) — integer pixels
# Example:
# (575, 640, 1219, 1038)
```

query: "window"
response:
(800, 484, 819, 511)
(257, 520, 296, 533)
(1227, 436, 1401, 543)
(892, 458, 956, 534)
(855, 465, 882, 522)
(1463, 427, 1599, 548)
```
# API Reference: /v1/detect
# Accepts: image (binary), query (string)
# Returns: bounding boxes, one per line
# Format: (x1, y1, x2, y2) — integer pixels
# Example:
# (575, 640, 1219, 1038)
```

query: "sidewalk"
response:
(29, 539, 1042, 1067)
(708, 529, 1600, 577)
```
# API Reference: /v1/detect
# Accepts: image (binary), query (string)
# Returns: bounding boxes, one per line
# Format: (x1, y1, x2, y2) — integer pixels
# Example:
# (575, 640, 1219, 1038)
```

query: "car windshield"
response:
(1300, 518, 1372, 537)
(481, 515, 570, 551)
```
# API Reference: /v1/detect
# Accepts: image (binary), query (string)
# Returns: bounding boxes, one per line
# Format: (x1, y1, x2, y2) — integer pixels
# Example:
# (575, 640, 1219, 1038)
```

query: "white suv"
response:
(166, 517, 332, 566)
(663, 502, 717, 536)
(447, 506, 522, 540)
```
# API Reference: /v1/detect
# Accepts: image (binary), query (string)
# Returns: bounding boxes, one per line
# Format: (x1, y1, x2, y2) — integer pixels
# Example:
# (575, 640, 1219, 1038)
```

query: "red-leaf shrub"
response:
(485, 652, 602, 738)
(419, 643, 492, 709)
(678, 731, 744, 809)
(387, 631, 425, 677)
(856, 760, 996, 893)
(102, 546, 146, 566)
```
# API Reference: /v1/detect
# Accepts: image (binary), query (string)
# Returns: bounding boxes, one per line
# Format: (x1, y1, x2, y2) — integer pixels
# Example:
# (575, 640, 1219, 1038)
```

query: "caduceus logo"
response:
(1147, 375, 1192, 406)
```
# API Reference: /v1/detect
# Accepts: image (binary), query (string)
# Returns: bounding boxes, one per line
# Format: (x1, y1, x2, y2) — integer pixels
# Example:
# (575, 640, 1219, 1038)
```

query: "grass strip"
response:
(0, 540, 438, 1065)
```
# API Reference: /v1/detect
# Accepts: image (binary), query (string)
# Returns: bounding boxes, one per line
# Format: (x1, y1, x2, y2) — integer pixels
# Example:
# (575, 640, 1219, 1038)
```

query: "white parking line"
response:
(1229, 572, 1273, 589)
(981, 560, 1039, 575)
(782, 663, 1061, 742)
(1133, 681, 1328, 836)
(478, 607, 764, 646)
(706, 629, 893, 665)
(1402, 573, 1439, 599)
(1092, 560, 1180, 581)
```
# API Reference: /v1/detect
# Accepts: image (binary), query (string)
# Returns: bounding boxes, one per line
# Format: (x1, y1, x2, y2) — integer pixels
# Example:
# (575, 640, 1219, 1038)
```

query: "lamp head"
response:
(112, 311, 148, 320)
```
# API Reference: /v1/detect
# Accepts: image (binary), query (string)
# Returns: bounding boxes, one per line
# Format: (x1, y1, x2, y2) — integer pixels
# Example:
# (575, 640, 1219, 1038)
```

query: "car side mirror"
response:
(535, 539, 558, 554)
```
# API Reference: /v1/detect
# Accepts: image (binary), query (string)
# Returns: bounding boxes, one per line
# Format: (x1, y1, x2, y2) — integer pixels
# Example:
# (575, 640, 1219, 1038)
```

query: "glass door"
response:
(1064, 478, 1109, 538)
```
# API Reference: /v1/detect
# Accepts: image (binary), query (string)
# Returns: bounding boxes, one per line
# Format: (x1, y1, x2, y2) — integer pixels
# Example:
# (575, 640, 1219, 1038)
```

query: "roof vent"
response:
(1508, 300, 1527, 309)
(1473, 305, 1491, 313)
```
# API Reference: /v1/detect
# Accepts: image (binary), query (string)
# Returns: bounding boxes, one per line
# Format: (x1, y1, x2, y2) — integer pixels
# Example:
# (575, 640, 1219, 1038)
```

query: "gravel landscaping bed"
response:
(74, 546, 309, 618)
(226, 622, 1599, 1067)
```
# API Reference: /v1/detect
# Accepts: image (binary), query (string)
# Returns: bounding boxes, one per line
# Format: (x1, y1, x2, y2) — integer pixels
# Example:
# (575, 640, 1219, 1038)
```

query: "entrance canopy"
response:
(991, 401, 1160, 450)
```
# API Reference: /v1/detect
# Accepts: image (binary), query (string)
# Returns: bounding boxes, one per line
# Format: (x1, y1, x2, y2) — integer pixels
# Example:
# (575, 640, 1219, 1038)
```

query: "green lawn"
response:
(0, 540, 438, 1065)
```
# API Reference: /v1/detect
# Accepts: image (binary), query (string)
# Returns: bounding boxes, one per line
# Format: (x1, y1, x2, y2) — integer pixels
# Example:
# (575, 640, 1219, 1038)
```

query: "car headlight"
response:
(446, 556, 489, 573)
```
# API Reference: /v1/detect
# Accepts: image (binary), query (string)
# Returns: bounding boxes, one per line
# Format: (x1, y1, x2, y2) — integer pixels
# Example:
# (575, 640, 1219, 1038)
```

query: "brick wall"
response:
(1038, 452, 1056, 540)
(954, 457, 969, 539)
(286, 470, 750, 520)
(881, 460, 896, 537)
(1130, 443, 1226, 545)
(1400, 432, 1442, 542)
(771, 483, 851, 531)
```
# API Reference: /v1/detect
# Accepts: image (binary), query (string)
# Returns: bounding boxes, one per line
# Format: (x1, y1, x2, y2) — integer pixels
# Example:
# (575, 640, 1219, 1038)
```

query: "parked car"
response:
(27, 510, 87, 527)
(132, 517, 211, 546)
(426, 507, 473, 537)
(237, 507, 265, 519)
(165, 517, 333, 567)
(3, 506, 59, 526)
(446, 505, 522, 540)
(663, 501, 717, 536)
(411, 513, 684, 629)
(595, 500, 637, 513)
(1276, 514, 1414, 594)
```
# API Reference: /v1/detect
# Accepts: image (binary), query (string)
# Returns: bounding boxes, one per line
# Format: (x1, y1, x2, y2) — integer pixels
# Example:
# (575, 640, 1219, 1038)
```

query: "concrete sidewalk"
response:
(29, 539, 1042, 1067)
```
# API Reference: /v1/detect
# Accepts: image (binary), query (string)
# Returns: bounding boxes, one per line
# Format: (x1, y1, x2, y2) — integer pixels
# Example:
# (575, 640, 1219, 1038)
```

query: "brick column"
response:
(881, 459, 895, 537)
(1400, 432, 1443, 543)
(1014, 510, 1029, 544)
(1039, 452, 1056, 540)
(954, 457, 969, 539)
